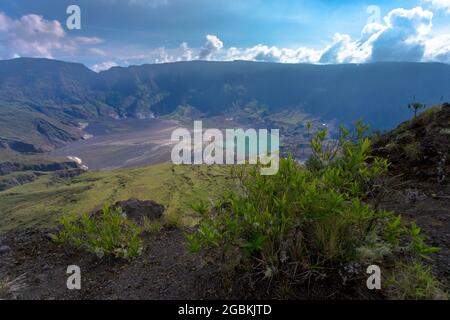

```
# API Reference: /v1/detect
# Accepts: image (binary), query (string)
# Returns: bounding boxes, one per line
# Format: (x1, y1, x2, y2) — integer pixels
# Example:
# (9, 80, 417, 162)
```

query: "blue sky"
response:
(0, 0, 449, 70)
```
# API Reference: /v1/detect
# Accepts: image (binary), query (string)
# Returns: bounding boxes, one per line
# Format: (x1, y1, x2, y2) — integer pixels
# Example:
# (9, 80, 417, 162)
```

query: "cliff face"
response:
(0, 149, 85, 191)
(0, 161, 80, 176)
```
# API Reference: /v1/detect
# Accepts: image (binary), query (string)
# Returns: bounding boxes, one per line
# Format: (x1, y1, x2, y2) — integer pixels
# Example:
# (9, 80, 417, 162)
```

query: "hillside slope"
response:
(372, 103, 450, 287)
(0, 163, 237, 234)
(372, 103, 450, 182)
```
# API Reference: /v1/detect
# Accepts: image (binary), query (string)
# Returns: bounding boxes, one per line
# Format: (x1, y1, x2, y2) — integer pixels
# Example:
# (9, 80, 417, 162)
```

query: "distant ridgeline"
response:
(1, 58, 450, 152)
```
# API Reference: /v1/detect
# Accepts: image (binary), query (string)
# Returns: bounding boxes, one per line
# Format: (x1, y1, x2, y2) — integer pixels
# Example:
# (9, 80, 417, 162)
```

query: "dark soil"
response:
(0, 226, 382, 300)
(0, 227, 232, 300)
(377, 181, 450, 288)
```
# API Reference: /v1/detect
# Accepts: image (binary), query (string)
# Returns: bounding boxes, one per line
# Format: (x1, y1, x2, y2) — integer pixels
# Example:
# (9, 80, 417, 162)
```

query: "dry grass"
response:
(0, 274, 26, 299)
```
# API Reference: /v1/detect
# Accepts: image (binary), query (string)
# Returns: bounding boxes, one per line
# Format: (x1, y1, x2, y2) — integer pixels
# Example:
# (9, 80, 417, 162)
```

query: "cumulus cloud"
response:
(2, 5, 449, 67)
(319, 33, 368, 64)
(160, 8, 449, 65)
(424, 34, 450, 62)
(310, 6, 450, 64)
(0, 11, 103, 59)
(88, 48, 107, 56)
(424, 0, 450, 13)
(370, 7, 433, 62)
(178, 42, 193, 61)
(0, 11, 12, 31)
(226, 44, 321, 63)
(91, 61, 118, 72)
(75, 36, 103, 45)
(222, 6, 449, 65)
(0, 11, 66, 58)
(198, 34, 223, 60)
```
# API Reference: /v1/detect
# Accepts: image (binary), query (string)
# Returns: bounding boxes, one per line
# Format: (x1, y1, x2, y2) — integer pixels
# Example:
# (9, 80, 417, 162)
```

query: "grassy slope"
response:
(0, 163, 238, 234)
(0, 102, 82, 151)
(0, 149, 69, 165)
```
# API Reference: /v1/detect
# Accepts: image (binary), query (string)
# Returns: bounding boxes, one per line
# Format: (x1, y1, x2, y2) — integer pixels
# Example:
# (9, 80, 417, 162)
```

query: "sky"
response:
(0, 0, 449, 71)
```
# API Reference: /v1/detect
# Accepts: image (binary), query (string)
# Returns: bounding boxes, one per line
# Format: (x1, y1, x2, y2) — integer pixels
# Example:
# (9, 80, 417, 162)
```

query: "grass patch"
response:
(142, 216, 163, 234)
(403, 141, 421, 161)
(387, 263, 448, 300)
(0, 275, 25, 300)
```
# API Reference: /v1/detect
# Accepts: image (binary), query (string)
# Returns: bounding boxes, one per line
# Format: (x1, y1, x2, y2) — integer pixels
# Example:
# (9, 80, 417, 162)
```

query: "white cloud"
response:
(313, 6, 446, 64)
(0, 11, 12, 31)
(198, 34, 223, 60)
(0, 11, 103, 59)
(319, 33, 371, 64)
(75, 37, 103, 45)
(222, 6, 450, 65)
(65, 5, 450, 66)
(179, 42, 194, 61)
(91, 61, 118, 72)
(0, 12, 66, 58)
(226, 44, 321, 63)
(424, 0, 450, 13)
(424, 34, 450, 62)
(88, 48, 107, 56)
(3, 6, 449, 67)
(370, 7, 433, 62)
(184, 7, 440, 65)
(175, 8, 449, 65)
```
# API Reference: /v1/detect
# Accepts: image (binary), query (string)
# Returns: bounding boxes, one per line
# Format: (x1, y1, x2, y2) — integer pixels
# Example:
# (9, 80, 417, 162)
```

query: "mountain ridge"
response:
(1, 57, 450, 152)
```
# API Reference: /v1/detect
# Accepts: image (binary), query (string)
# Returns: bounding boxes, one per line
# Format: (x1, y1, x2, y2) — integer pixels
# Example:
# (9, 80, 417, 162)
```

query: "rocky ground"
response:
(0, 227, 228, 300)
(0, 226, 380, 300)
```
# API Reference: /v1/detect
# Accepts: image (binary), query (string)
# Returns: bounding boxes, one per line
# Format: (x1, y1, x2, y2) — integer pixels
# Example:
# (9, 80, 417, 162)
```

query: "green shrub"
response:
(54, 205, 143, 260)
(409, 223, 440, 259)
(188, 122, 441, 296)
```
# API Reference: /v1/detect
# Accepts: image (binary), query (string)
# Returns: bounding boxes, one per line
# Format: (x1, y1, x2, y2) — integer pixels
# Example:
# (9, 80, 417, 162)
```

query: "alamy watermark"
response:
(366, 5, 382, 24)
(66, 5, 81, 30)
(366, 265, 381, 290)
(66, 265, 81, 290)
(171, 121, 280, 175)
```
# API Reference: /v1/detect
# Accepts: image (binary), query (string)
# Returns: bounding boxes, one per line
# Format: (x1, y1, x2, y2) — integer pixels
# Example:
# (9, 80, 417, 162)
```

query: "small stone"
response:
(0, 245, 11, 255)
(44, 233, 55, 241)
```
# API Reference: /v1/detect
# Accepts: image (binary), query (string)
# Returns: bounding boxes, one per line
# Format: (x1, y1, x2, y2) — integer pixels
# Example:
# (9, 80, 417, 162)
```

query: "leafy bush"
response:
(188, 122, 441, 297)
(54, 205, 143, 260)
